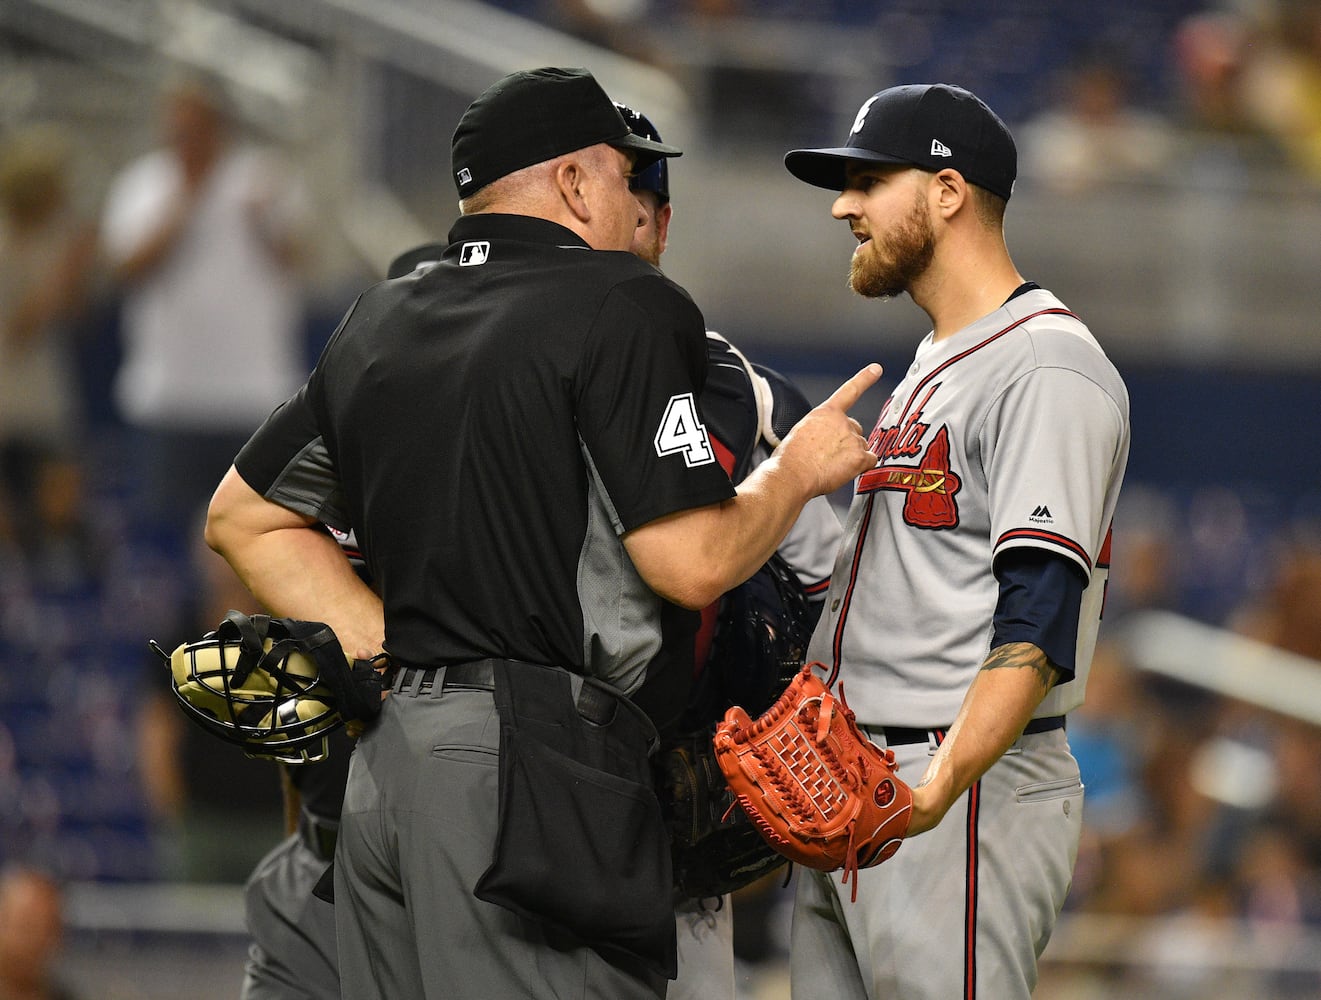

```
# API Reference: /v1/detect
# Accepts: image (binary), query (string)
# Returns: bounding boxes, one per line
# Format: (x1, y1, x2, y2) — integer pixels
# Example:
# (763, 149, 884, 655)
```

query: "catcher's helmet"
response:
(152, 612, 344, 764)
(616, 103, 669, 203)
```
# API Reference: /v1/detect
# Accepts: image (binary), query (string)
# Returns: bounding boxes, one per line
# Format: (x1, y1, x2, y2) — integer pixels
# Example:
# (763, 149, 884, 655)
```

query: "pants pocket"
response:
(474, 726, 676, 979)
(1015, 774, 1083, 803)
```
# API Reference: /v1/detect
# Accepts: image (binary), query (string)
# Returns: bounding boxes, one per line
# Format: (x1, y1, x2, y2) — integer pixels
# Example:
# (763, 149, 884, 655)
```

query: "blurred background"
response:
(2, 0, 1321, 997)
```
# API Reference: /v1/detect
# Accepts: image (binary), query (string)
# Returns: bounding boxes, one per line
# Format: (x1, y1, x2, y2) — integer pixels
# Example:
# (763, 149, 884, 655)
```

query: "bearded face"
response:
(847, 186, 936, 299)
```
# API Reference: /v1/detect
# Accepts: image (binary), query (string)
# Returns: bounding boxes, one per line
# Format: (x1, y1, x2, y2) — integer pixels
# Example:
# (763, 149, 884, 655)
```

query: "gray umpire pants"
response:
(333, 670, 666, 1000)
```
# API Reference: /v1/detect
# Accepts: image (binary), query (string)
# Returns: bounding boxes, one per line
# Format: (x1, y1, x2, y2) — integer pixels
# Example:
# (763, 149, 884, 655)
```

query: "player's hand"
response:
(777, 364, 881, 497)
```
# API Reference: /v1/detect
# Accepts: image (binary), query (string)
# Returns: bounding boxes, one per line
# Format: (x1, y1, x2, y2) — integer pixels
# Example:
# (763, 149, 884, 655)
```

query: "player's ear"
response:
(655, 201, 673, 256)
(931, 168, 968, 219)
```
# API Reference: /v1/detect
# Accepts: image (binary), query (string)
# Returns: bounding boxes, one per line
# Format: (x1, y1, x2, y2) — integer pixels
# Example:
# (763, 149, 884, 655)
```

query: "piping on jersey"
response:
(827, 494, 876, 687)
(996, 528, 1093, 573)
(963, 764, 981, 1000)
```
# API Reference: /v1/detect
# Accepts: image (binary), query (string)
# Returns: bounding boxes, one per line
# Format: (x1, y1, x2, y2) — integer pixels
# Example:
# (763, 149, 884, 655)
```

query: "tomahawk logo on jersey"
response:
(859, 389, 961, 529)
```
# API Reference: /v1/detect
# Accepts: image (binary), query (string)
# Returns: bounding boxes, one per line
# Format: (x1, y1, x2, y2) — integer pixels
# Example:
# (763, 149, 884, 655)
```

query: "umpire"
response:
(205, 66, 879, 999)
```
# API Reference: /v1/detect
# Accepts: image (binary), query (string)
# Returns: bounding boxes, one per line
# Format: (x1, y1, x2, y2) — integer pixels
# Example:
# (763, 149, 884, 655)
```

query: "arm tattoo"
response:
(982, 641, 1063, 694)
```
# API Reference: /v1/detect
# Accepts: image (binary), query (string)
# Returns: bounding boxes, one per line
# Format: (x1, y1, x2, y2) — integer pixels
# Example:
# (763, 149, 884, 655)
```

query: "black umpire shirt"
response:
(234, 214, 736, 716)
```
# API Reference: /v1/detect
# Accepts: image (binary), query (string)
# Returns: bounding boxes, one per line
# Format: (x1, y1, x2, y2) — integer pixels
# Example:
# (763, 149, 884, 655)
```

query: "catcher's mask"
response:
(151, 612, 344, 764)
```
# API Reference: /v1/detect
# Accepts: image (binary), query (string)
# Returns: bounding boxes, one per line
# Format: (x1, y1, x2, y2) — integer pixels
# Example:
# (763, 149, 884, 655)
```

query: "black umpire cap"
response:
(785, 83, 1016, 201)
(451, 67, 682, 199)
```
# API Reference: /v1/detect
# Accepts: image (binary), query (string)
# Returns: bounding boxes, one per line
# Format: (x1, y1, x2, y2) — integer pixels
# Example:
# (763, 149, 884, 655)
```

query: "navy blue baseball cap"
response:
(615, 103, 669, 203)
(451, 67, 682, 199)
(785, 84, 1016, 201)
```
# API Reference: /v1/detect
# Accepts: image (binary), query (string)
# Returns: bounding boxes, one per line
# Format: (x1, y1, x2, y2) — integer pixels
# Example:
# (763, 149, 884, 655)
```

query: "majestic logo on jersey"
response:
(459, 242, 490, 266)
(930, 139, 952, 157)
(859, 388, 960, 528)
(1029, 504, 1054, 523)
(654, 392, 716, 467)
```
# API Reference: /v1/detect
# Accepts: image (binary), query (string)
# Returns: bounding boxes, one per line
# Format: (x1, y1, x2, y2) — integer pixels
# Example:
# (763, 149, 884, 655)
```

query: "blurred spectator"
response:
(1226, 548, 1321, 865)
(1018, 53, 1175, 193)
(0, 124, 98, 581)
(509, 0, 663, 66)
(99, 72, 311, 564)
(136, 512, 283, 883)
(1170, 9, 1289, 179)
(1106, 484, 1182, 621)
(1240, 0, 1321, 183)
(0, 864, 79, 1000)
(1066, 640, 1150, 842)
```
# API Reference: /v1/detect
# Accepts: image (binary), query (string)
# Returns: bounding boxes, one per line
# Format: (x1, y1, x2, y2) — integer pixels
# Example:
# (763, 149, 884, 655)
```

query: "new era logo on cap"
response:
(931, 140, 952, 157)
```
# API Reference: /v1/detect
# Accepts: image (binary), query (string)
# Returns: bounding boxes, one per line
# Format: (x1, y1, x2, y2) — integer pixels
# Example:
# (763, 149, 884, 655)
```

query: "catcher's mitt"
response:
(713, 663, 913, 900)
(655, 730, 787, 899)
(150, 611, 389, 764)
(658, 552, 817, 899)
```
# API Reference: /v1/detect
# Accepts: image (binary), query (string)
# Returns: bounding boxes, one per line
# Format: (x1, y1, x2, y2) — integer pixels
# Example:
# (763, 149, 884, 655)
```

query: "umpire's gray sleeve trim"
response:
(265, 436, 350, 532)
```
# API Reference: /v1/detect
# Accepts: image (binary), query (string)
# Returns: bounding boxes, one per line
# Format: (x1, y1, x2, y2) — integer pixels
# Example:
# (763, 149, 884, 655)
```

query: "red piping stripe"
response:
(964, 778, 981, 999)
(829, 495, 874, 686)
(996, 528, 1091, 570)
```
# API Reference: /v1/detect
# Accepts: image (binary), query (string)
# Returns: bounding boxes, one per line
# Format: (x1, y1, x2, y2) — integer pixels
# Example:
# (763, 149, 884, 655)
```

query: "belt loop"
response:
(419, 665, 443, 696)
(394, 666, 428, 696)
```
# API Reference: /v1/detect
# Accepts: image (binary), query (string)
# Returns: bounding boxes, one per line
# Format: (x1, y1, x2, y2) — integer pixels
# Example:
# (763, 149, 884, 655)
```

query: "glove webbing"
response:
(733, 683, 876, 902)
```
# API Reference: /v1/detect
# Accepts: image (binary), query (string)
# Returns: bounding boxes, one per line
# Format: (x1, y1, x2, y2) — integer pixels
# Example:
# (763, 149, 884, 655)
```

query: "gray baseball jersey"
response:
(806, 287, 1130, 727)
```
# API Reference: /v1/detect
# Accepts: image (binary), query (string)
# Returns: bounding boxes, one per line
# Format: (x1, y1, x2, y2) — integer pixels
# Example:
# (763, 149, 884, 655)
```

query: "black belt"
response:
(882, 715, 1065, 747)
(393, 660, 497, 694)
(298, 809, 338, 862)
(391, 659, 617, 727)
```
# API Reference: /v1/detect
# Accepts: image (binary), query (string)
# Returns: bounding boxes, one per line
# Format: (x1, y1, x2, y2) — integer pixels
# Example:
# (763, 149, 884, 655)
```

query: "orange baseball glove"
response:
(712, 663, 913, 900)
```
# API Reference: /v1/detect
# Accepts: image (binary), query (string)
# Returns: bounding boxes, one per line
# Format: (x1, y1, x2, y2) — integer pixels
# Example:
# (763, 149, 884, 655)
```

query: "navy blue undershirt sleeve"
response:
(990, 548, 1086, 679)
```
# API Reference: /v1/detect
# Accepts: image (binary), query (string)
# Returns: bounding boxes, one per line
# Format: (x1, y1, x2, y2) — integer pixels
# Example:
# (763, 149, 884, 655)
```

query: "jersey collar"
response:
(447, 213, 590, 251)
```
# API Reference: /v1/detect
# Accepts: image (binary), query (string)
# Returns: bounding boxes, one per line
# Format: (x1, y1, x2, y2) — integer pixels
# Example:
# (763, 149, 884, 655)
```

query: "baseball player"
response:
(205, 67, 878, 1000)
(616, 103, 843, 1000)
(782, 84, 1130, 999)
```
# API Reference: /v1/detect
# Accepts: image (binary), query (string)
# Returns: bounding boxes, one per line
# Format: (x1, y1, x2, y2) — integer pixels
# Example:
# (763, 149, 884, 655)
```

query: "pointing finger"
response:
(823, 364, 883, 413)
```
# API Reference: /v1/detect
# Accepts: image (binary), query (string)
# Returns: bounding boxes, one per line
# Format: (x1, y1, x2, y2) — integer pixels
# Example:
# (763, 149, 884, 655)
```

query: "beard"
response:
(848, 192, 935, 299)
(634, 233, 663, 268)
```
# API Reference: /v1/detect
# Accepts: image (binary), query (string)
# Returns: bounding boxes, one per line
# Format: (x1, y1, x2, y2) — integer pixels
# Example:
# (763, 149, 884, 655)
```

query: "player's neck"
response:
(914, 246, 1024, 342)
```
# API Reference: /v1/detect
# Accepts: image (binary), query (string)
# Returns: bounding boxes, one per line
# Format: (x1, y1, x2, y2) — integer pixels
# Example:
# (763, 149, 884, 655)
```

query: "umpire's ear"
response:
(554, 156, 592, 225)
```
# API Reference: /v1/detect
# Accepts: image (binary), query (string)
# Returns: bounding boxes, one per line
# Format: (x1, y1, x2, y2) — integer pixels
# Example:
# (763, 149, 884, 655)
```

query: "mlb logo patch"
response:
(460, 241, 490, 266)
